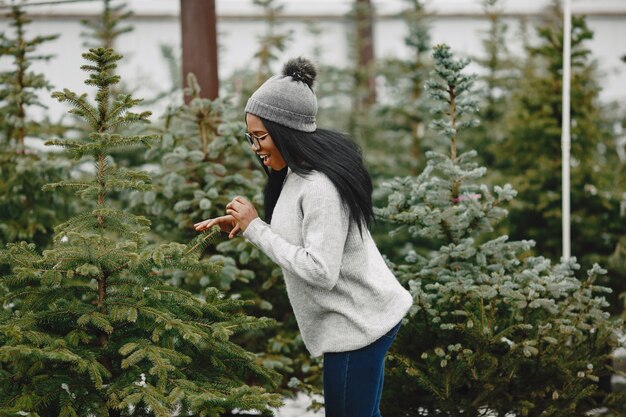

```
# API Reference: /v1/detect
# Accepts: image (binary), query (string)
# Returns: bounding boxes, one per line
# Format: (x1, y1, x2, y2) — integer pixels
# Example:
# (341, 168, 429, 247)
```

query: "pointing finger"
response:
(196, 218, 220, 231)
(194, 219, 211, 230)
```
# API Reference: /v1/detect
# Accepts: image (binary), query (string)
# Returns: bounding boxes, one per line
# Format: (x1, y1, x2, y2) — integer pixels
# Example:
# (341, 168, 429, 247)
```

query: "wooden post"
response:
(180, 0, 219, 101)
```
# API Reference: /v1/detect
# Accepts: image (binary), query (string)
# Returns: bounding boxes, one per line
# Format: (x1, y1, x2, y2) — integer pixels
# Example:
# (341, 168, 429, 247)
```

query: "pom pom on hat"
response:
(282, 57, 317, 88)
(245, 57, 318, 132)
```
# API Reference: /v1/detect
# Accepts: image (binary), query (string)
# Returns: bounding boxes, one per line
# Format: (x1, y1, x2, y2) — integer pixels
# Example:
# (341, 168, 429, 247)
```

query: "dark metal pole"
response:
(180, 0, 219, 101)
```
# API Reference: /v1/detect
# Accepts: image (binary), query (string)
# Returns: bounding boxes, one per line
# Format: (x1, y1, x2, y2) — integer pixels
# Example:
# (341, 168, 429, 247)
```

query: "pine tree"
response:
(377, 44, 625, 417)
(251, 0, 292, 86)
(0, 48, 280, 417)
(81, 0, 133, 50)
(495, 10, 626, 314)
(325, 0, 376, 154)
(464, 0, 518, 168)
(362, 0, 436, 265)
(225, 0, 292, 110)
(338, 0, 425, 179)
(0, 5, 73, 248)
(376, 0, 433, 177)
(0, 6, 57, 150)
(79, 0, 146, 170)
(127, 73, 324, 403)
(128, 73, 268, 290)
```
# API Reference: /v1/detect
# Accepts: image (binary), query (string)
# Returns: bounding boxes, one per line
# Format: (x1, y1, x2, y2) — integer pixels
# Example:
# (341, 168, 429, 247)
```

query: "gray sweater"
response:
(243, 169, 413, 357)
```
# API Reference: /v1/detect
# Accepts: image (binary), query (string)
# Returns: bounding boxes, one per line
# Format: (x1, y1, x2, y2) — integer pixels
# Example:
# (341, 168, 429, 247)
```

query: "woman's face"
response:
(246, 113, 287, 171)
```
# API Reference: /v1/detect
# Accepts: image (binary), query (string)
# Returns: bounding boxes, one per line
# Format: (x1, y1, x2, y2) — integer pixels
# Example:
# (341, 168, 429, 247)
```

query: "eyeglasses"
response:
(245, 132, 269, 149)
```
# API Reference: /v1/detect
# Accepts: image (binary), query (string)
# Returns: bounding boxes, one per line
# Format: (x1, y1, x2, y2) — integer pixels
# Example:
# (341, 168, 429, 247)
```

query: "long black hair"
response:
(261, 117, 374, 235)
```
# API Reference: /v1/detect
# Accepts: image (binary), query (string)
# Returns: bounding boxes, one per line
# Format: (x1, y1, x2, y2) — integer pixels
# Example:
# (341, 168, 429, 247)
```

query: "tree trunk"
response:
(180, 0, 219, 101)
(355, 0, 376, 108)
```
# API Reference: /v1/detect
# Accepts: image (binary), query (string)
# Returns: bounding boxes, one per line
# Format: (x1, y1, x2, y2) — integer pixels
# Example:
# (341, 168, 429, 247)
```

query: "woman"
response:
(194, 57, 412, 417)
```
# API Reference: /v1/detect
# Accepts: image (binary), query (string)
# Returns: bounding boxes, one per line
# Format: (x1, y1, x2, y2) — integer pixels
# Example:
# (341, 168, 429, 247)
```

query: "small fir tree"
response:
(376, 0, 433, 177)
(128, 74, 324, 404)
(141, 44, 182, 108)
(464, 0, 518, 168)
(335, 0, 374, 142)
(225, 0, 292, 111)
(0, 48, 280, 417)
(0, 6, 58, 150)
(496, 10, 626, 314)
(252, 0, 292, 86)
(80, 0, 144, 170)
(377, 44, 625, 417)
(81, 0, 133, 50)
(128, 73, 268, 290)
(362, 0, 436, 265)
(0, 5, 73, 248)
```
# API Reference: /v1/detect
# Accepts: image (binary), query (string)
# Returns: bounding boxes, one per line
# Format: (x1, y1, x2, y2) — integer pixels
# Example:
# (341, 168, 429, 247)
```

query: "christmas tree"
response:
(80, 0, 148, 170)
(251, 0, 292, 86)
(81, 0, 133, 49)
(0, 48, 280, 417)
(376, 0, 433, 177)
(225, 0, 292, 111)
(464, 0, 519, 169)
(495, 10, 626, 315)
(127, 73, 323, 403)
(377, 44, 625, 417)
(363, 0, 437, 266)
(0, 5, 73, 248)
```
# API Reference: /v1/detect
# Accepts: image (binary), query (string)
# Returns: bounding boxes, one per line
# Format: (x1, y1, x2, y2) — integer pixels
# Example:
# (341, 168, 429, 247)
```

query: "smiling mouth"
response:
(258, 154, 270, 162)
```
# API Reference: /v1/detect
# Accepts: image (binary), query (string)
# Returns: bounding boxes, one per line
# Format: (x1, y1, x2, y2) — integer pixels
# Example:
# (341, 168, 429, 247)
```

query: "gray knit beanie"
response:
(245, 57, 318, 132)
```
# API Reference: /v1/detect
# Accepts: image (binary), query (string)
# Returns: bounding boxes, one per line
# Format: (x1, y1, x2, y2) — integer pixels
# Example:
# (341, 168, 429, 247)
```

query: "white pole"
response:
(562, 0, 572, 260)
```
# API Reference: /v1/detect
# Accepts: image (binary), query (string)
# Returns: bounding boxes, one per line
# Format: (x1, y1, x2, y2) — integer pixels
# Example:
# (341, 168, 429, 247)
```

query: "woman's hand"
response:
(225, 196, 259, 232)
(194, 214, 241, 239)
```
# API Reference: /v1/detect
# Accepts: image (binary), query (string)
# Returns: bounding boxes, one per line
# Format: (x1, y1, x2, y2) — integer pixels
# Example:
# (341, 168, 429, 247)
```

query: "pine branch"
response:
(42, 180, 92, 192)
(51, 89, 99, 127)
(107, 93, 143, 119)
(185, 229, 219, 257)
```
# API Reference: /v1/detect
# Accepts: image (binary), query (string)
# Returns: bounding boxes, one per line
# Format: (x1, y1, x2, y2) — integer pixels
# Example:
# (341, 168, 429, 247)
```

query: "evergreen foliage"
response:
(81, 0, 133, 49)
(0, 48, 280, 417)
(377, 44, 625, 417)
(251, 0, 292, 86)
(495, 11, 626, 314)
(0, 5, 73, 248)
(331, 0, 434, 187)
(127, 74, 323, 403)
(225, 0, 292, 109)
(375, 0, 433, 177)
(79, 0, 145, 170)
(465, 0, 518, 169)
(316, 0, 378, 165)
(0, 6, 57, 149)
(128, 73, 267, 289)
(141, 44, 181, 108)
(362, 0, 437, 266)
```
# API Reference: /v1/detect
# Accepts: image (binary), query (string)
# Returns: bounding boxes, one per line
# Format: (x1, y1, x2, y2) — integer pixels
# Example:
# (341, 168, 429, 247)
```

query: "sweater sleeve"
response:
(242, 177, 350, 290)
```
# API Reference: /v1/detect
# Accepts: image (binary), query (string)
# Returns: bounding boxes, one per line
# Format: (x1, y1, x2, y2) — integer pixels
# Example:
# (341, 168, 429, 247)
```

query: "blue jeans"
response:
(323, 321, 402, 417)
